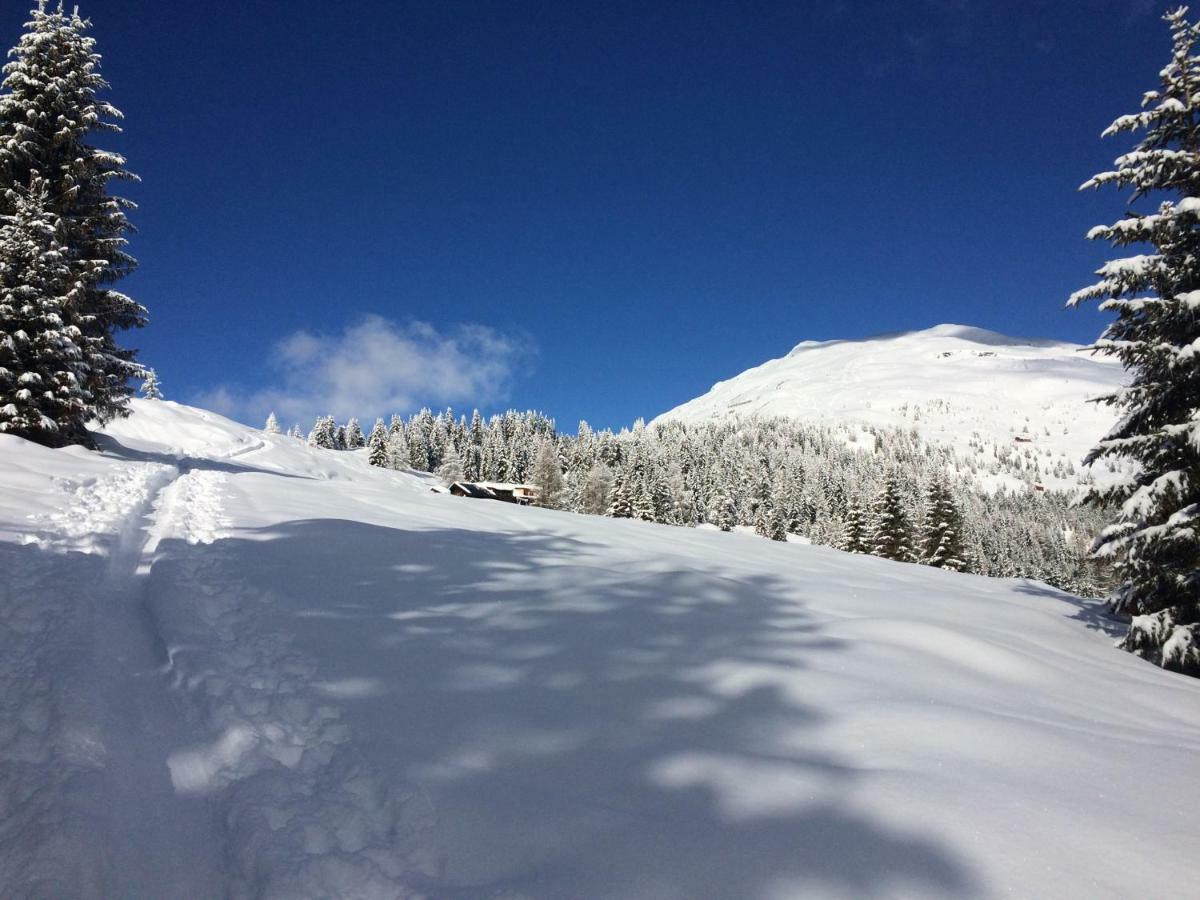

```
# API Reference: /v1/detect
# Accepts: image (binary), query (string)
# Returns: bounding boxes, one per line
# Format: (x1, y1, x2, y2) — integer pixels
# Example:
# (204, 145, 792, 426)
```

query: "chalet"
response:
(446, 481, 540, 506)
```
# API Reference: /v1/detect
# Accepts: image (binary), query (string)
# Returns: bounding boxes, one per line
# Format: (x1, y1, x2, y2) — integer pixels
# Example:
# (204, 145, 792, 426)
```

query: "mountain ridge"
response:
(652, 323, 1126, 490)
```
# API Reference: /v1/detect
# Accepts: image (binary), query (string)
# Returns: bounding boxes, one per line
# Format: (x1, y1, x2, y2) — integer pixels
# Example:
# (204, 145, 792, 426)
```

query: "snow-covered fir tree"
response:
(386, 427, 409, 469)
(1071, 7, 1200, 675)
(0, 176, 89, 444)
(367, 419, 389, 467)
(766, 503, 789, 542)
(868, 474, 913, 562)
(308, 415, 337, 449)
(578, 462, 613, 515)
(139, 368, 162, 400)
(0, 3, 145, 441)
(753, 472, 773, 538)
(920, 478, 965, 571)
(344, 417, 365, 449)
(838, 498, 871, 554)
(709, 492, 737, 532)
(607, 470, 633, 518)
(263, 411, 281, 434)
(531, 438, 564, 508)
(436, 444, 465, 485)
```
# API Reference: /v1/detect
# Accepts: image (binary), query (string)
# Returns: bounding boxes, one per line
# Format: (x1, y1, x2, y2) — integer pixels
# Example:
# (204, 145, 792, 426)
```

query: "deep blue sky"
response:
(1, 1, 1170, 429)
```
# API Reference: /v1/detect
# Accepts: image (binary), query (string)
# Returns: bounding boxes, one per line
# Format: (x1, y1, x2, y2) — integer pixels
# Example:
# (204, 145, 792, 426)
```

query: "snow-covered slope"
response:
(2, 400, 1196, 899)
(654, 324, 1127, 488)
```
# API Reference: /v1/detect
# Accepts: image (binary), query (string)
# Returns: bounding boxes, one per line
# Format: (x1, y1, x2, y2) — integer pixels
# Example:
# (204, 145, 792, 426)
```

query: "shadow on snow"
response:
(177, 517, 982, 898)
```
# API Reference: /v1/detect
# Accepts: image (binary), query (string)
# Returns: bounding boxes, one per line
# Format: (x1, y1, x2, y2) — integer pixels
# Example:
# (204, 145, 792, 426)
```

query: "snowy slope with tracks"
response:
(653, 324, 1128, 489)
(1, 399, 1196, 898)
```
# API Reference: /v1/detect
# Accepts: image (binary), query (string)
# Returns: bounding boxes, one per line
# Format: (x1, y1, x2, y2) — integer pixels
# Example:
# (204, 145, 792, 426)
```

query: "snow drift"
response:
(0, 399, 1195, 898)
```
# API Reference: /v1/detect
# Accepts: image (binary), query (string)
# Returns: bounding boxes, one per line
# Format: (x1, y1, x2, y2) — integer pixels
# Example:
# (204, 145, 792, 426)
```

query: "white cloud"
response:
(198, 315, 532, 425)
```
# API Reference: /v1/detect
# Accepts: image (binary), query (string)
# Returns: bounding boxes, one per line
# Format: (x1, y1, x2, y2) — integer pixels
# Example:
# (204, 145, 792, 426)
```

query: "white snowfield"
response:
(652, 323, 1128, 489)
(0, 400, 1196, 899)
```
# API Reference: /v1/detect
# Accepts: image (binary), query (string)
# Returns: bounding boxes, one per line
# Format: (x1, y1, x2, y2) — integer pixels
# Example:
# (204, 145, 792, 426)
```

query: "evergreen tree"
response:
(436, 444, 465, 485)
(579, 463, 613, 515)
(838, 498, 871, 554)
(344, 417, 365, 449)
(408, 424, 431, 471)
(766, 503, 789, 542)
(0, 4, 145, 436)
(754, 504, 771, 538)
(367, 418, 389, 467)
(139, 368, 162, 400)
(530, 438, 564, 508)
(308, 415, 337, 449)
(631, 462, 657, 522)
(607, 470, 634, 518)
(869, 474, 913, 562)
(467, 409, 485, 480)
(387, 428, 409, 469)
(920, 479, 966, 571)
(753, 470, 772, 529)
(0, 176, 89, 443)
(665, 463, 694, 525)
(263, 411, 281, 434)
(1071, 7, 1200, 675)
(709, 492, 737, 532)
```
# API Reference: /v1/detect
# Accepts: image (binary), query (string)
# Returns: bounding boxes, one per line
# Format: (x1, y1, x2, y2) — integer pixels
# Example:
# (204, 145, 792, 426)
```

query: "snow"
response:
(652, 323, 1129, 490)
(1, 399, 1197, 898)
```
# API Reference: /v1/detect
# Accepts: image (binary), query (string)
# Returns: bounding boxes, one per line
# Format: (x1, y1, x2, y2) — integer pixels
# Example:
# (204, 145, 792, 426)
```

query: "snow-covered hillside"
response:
(2, 400, 1196, 899)
(653, 324, 1127, 489)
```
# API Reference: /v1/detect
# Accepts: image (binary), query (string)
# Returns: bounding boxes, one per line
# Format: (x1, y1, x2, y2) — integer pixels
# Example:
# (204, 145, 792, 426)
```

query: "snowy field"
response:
(1, 400, 1196, 899)
(653, 324, 1127, 491)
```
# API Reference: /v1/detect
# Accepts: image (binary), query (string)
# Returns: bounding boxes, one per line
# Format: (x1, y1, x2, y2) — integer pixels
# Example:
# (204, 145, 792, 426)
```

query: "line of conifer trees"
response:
(281, 407, 1111, 598)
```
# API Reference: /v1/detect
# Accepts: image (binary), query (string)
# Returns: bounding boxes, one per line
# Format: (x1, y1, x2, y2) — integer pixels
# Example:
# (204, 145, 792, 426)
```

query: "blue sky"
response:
(1, 1, 1169, 430)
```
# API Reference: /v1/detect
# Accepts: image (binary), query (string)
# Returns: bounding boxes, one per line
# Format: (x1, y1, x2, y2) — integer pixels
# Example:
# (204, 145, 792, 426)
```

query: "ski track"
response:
(3, 442, 427, 898)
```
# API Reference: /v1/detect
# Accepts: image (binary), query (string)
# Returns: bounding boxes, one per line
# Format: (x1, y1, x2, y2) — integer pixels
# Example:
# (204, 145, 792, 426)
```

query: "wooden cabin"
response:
(447, 481, 540, 506)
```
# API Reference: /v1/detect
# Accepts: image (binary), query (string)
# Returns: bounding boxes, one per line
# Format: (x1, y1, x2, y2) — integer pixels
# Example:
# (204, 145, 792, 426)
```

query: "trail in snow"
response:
(81, 465, 227, 898)
(4, 431, 426, 897)
(147, 480, 430, 897)
(0, 459, 204, 897)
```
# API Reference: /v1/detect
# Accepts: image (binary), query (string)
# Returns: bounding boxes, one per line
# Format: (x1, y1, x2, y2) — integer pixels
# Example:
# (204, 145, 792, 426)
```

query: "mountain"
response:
(653, 324, 1127, 489)
(1, 399, 1196, 898)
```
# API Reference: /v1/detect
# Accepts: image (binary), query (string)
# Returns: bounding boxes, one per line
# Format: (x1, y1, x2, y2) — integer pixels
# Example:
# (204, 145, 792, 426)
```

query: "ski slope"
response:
(653, 324, 1128, 489)
(1, 400, 1196, 899)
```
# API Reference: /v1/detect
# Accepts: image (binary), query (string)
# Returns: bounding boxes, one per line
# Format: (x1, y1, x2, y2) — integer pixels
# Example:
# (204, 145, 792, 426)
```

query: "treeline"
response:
(279, 408, 1112, 597)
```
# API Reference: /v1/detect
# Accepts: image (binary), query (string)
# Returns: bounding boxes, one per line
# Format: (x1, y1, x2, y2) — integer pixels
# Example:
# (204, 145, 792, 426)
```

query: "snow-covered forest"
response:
(296, 407, 1112, 596)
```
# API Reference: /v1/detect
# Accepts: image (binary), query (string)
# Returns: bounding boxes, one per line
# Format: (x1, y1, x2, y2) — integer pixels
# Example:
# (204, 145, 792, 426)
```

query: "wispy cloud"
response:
(198, 315, 533, 426)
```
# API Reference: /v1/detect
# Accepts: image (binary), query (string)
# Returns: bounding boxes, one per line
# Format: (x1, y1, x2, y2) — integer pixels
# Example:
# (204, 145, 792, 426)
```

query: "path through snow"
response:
(1, 418, 428, 897)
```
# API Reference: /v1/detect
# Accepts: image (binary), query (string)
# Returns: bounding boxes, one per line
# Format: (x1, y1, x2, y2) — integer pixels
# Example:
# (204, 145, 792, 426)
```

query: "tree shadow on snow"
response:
(168, 518, 983, 899)
(1014, 580, 1125, 638)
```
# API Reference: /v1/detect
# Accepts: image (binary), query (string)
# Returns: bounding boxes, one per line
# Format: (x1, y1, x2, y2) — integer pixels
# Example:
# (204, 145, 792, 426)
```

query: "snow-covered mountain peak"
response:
(655, 323, 1127, 490)
(785, 323, 1074, 358)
